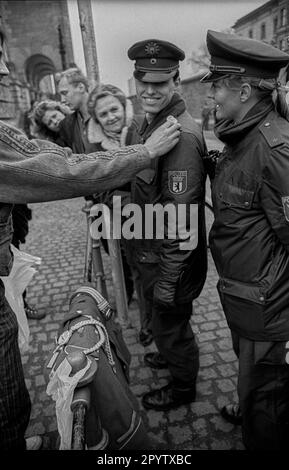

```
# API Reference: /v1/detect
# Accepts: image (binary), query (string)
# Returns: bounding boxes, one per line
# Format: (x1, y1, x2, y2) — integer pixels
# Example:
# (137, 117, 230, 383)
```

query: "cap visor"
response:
(134, 70, 177, 83)
(200, 70, 228, 83)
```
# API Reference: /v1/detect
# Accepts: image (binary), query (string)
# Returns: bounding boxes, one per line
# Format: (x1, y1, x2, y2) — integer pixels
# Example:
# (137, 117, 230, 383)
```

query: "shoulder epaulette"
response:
(259, 119, 284, 148)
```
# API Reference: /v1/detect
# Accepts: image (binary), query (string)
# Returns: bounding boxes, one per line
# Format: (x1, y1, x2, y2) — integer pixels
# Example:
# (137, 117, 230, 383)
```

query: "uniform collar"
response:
(214, 97, 274, 145)
(139, 92, 186, 139)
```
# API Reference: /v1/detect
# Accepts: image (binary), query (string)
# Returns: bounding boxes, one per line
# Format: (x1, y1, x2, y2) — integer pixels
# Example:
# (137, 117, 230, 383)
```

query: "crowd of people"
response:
(0, 26, 289, 452)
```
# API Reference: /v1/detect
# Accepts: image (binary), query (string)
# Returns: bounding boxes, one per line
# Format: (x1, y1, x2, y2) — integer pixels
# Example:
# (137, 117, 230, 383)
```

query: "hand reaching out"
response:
(144, 116, 181, 159)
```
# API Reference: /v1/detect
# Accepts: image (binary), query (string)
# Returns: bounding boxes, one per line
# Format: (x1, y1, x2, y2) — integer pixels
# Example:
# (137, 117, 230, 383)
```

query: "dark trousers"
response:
(232, 331, 289, 450)
(152, 302, 199, 391)
(0, 281, 31, 450)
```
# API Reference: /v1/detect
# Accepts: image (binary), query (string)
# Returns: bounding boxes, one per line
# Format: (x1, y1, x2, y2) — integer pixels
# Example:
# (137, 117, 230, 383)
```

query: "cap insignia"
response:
(145, 42, 160, 56)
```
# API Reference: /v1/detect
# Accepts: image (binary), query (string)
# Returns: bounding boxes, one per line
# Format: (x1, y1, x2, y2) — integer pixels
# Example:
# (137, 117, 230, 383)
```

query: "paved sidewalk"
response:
(21, 199, 243, 450)
(19, 131, 244, 450)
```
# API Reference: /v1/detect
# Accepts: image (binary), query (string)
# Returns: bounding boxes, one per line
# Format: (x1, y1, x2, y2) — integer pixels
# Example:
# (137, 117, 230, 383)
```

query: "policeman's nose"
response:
(0, 58, 9, 77)
(146, 84, 156, 94)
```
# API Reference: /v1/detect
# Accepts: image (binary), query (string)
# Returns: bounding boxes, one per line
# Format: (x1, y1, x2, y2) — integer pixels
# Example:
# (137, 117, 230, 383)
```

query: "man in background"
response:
(57, 67, 95, 153)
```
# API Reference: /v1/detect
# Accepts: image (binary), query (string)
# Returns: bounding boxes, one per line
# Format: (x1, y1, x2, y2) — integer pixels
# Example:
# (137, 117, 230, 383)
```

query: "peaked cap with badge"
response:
(128, 39, 185, 82)
(201, 29, 289, 83)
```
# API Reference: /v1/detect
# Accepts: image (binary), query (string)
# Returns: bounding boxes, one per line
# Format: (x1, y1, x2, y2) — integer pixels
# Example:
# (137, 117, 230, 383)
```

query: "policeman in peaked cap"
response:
(201, 29, 289, 83)
(128, 38, 185, 83)
(201, 30, 289, 451)
(127, 39, 208, 412)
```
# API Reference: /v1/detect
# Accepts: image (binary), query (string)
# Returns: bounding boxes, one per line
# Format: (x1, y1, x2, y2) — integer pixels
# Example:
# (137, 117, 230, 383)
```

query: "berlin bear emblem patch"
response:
(168, 171, 187, 195)
(282, 196, 289, 222)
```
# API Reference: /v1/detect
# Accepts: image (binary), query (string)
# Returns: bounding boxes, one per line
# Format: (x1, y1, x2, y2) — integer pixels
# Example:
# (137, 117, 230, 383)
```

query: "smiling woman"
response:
(201, 28, 289, 451)
(41, 108, 67, 133)
(86, 83, 133, 149)
(210, 79, 242, 123)
(94, 95, 126, 134)
(31, 100, 71, 143)
(85, 82, 138, 320)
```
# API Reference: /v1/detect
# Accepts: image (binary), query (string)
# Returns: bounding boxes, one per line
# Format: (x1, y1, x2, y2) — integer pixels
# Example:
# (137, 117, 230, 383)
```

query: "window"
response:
(261, 22, 266, 39)
(248, 29, 253, 38)
(280, 8, 286, 27)
(273, 16, 278, 33)
(279, 38, 286, 50)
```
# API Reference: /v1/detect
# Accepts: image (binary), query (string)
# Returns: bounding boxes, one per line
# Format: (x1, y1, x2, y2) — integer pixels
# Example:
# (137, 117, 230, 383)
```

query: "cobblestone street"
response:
(19, 132, 244, 450)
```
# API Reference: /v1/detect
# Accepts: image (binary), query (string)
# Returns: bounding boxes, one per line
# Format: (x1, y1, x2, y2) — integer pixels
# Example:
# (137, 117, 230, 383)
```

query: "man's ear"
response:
(174, 77, 181, 89)
(240, 83, 252, 103)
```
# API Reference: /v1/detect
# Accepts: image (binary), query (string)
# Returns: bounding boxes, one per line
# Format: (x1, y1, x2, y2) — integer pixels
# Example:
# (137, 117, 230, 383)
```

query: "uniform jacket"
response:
(129, 93, 207, 307)
(210, 98, 289, 341)
(0, 121, 150, 277)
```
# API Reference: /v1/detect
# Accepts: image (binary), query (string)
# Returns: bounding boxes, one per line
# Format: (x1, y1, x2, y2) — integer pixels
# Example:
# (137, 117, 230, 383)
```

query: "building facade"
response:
(233, 0, 289, 52)
(0, 0, 75, 122)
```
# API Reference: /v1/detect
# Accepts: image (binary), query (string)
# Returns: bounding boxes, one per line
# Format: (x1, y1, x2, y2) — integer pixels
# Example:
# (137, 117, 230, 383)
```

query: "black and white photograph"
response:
(0, 0, 289, 455)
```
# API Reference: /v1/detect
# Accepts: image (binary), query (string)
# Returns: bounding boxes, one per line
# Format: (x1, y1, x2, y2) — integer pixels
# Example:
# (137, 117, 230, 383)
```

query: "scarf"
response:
(214, 96, 274, 146)
(139, 92, 186, 140)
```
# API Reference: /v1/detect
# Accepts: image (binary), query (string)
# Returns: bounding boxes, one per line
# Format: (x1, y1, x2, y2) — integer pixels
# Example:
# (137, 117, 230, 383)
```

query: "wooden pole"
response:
(77, 0, 99, 89)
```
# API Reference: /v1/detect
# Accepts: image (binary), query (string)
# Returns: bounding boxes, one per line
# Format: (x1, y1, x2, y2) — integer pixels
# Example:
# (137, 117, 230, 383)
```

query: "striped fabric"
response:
(0, 281, 31, 450)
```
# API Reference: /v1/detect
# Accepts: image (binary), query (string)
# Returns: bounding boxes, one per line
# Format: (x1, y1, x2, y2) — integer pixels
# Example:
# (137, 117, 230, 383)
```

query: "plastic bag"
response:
(0, 245, 41, 352)
(46, 357, 91, 450)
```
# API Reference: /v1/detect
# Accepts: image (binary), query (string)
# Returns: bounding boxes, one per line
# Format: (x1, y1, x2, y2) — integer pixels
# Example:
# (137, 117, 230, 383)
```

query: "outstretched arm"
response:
(0, 117, 180, 204)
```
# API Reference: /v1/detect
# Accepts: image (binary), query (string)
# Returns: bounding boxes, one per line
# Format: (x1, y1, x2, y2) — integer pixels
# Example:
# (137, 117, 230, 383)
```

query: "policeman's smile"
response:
(142, 96, 161, 104)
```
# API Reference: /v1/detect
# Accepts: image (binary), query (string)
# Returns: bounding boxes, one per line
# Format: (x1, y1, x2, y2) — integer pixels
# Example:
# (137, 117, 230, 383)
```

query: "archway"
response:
(25, 54, 57, 95)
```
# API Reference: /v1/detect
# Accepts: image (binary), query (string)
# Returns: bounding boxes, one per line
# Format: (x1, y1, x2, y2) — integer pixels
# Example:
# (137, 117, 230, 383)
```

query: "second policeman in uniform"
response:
(202, 29, 289, 450)
(127, 39, 207, 411)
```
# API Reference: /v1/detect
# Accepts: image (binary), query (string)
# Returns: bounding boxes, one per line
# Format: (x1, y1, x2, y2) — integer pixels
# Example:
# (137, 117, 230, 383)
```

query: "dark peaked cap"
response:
(201, 30, 289, 83)
(128, 39, 185, 82)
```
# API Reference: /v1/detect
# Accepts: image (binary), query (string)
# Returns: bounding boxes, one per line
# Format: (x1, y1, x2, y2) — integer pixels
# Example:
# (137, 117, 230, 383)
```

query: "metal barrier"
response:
(82, 201, 129, 325)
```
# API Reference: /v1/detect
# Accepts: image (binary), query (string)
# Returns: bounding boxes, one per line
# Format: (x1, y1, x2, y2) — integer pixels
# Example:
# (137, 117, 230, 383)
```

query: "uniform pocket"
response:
(253, 340, 289, 366)
(218, 278, 267, 339)
(136, 168, 156, 184)
(133, 168, 159, 207)
(136, 251, 160, 264)
(135, 251, 159, 301)
(220, 183, 255, 209)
